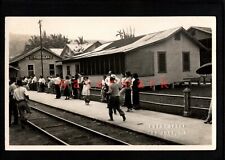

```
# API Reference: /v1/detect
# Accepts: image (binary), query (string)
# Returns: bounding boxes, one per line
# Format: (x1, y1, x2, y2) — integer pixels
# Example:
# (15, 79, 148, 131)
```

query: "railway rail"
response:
(26, 101, 177, 145)
(27, 105, 130, 145)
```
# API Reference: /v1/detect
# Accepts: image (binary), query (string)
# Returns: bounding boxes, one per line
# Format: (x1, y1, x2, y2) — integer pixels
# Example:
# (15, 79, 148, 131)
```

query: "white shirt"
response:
(54, 77, 61, 85)
(13, 86, 29, 101)
(32, 76, 37, 83)
(39, 78, 46, 84)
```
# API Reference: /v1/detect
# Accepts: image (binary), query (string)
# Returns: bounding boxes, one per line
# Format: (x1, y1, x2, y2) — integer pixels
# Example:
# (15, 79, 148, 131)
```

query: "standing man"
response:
(13, 80, 31, 129)
(54, 74, 61, 99)
(9, 78, 18, 126)
(107, 77, 126, 121)
(32, 74, 37, 91)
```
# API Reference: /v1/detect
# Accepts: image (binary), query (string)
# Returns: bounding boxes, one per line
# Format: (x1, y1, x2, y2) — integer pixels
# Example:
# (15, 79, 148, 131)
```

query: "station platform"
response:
(27, 91, 212, 145)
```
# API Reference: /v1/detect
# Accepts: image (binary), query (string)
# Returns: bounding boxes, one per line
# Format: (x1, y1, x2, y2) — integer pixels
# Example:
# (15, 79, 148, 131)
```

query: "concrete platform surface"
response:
(27, 91, 212, 145)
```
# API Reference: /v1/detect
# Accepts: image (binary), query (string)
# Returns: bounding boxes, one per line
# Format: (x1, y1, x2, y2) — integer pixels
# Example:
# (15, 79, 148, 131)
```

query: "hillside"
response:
(9, 33, 31, 59)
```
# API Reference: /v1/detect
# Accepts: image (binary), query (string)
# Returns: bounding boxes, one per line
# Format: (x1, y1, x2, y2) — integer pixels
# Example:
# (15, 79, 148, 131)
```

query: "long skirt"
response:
(64, 86, 70, 97)
(124, 88, 132, 109)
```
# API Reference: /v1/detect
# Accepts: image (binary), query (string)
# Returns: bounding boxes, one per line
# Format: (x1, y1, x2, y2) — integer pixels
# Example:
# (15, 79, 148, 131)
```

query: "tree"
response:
(75, 36, 88, 44)
(24, 31, 70, 52)
(116, 27, 135, 39)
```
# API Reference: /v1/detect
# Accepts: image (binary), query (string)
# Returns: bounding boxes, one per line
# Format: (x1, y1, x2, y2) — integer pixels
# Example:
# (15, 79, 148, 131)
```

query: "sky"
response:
(5, 17, 215, 41)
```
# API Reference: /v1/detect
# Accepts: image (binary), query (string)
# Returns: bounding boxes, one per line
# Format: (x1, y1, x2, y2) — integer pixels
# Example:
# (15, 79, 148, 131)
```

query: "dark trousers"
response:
(108, 96, 125, 120)
(55, 85, 61, 98)
(40, 83, 45, 92)
(79, 83, 83, 99)
(9, 96, 18, 125)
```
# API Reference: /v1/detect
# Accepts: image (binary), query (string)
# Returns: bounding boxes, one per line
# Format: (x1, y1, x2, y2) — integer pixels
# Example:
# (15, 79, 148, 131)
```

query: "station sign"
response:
(29, 55, 53, 60)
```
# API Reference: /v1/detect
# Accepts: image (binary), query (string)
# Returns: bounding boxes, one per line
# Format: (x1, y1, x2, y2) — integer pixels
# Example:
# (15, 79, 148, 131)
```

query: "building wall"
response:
(18, 50, 62, 78)
(125, 48, 154, 76)
(62, 61, 81, 78)
(61, 32, 200, 87)
(152, 32, 200, 85)
(125, 32, 200, 86)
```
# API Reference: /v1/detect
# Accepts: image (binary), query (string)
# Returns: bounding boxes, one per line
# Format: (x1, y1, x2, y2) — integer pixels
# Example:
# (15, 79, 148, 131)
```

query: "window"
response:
(28, 65, 34, 76)
(75, 63, 80, 74)
(174, 33, 181, 40)
(67, 66, 70, 75)
(158, 52, 167, 73)
(183, 52, 190, 72)
(49, 64, 55, 76)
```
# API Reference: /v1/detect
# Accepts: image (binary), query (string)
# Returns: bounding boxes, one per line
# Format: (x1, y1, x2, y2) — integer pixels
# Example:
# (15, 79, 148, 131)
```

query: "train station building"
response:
(61, 27, 207, 86)
(9, 46, 63, 78)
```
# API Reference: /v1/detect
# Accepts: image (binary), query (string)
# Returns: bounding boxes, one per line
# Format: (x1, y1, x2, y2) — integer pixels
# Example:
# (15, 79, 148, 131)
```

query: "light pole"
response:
(38, 20, 44, 77)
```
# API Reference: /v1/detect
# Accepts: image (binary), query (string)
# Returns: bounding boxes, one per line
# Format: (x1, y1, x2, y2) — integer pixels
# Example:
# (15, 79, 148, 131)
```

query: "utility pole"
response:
(38, 20, 44, 77)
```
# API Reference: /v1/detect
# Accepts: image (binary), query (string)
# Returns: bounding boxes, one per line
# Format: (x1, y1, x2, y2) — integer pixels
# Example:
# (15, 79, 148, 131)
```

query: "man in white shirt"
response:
(32, 75, 37, 91)
(13, 80, 31, 129)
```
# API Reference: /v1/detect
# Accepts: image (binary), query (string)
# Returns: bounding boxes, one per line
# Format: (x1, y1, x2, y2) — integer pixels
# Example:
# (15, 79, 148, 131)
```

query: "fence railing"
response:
(90, 88, 211, 118)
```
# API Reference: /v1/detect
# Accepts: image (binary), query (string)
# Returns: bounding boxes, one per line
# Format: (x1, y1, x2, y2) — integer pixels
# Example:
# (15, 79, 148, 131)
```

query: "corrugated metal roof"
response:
(49, 48, 63, 56)
(63, 27, 206, 61)
(102, 35, 145, 50)
(66, 42, 98, 54)
(92, 42, 113, 52)
(67, 27, 182, 60)
(9, 65, 19, 71)
(188, 26, 212, 34)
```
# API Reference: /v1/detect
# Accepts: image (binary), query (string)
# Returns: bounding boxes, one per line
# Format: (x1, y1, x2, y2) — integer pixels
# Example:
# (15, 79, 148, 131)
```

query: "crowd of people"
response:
(9, 70, 212, 129)
(9, 70, 143, 127)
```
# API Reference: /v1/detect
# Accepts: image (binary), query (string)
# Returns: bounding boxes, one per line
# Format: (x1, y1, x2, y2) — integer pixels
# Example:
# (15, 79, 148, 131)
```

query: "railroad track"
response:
(26, 100, 177, 145)
(27, 106, 130, 145)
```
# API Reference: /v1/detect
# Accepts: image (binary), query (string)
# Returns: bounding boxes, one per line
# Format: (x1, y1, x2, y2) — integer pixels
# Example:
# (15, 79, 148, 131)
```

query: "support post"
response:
(183, 87, 191, 117)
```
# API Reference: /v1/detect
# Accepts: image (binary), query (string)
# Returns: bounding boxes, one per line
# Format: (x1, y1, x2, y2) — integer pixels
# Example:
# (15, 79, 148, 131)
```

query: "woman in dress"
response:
(82, 76, 91, 105)
(124, 71, 133, 112)
(64, 75, 71, 100)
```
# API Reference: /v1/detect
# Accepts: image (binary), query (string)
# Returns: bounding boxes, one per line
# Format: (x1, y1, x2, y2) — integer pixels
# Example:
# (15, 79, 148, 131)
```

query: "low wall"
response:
(90, 88, 211, 119)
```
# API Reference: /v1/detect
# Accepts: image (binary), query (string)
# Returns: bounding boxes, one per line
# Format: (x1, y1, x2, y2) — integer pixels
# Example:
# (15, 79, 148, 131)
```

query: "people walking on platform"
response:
(100, 75, 107, 102)
(204, 101, 212, 124)
(13, 80, 31, 129)
(107, 76, 126, 121)
(82, 76, 91, 105)
(54, 74, 61, 99)
(124, 71, 133, 112)
(78, 73, 84, 99)
(9, 78, 18, 126)
(72, 74, 80, 99)
(131, 73, 141, 110)
(64, 76, 72, 100)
